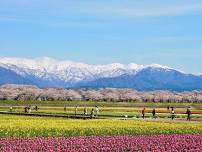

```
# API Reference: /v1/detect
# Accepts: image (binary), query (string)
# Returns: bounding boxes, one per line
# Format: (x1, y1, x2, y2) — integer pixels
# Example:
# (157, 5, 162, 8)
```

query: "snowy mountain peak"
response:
(108, 63, 125, 69)
(145, 64, 173, 70)
(0, 57, 187, 88)
(127, 63, 143, 70)
(0, 57, 174, 72)
(0, 57, 200, 91)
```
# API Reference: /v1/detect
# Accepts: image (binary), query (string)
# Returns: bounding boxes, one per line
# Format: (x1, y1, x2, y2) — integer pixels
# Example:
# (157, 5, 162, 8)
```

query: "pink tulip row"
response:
(0, 134, 202, 152)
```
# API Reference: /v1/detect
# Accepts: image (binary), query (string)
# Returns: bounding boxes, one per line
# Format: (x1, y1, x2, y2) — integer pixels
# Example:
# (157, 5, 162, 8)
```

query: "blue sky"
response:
(0, 0, 202, 73)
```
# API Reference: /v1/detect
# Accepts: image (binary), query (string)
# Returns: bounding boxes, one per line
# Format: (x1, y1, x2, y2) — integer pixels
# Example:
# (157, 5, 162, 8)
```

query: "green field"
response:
(1, 100, 202, 107)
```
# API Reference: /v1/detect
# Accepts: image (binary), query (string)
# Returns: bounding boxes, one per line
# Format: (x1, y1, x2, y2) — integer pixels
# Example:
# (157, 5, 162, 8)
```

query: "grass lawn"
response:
(1, 100, 202, 108)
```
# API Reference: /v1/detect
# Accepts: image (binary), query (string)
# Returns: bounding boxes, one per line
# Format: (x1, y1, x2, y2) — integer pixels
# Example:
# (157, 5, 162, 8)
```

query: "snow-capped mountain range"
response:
(0, 57, 202, 91)
(0, 57, 143, 82)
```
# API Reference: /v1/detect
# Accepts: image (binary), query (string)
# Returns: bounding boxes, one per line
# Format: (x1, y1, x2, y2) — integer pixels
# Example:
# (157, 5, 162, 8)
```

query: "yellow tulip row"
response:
(0, 114, 202, 137)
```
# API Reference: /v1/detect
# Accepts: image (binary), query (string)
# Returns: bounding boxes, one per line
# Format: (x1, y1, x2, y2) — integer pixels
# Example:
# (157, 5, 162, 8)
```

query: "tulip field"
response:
(0, 114, 202, 137)
(0, 101, 202, 151)
(0, 134, 202, 152)
(0, 115, 202, 151)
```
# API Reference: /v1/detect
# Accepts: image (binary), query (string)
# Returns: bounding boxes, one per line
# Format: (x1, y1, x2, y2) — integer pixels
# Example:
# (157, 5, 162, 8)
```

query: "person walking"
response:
(167, 106, 170, 110)
(186, 107, 191, 121)
(152, 108, 156, 119)
(142, 108, 146, 119)
(90, 108, 94, 119)
(34, 106, 39, 112)
(171, 109, 175, 120)
(24, 106, 28, 113)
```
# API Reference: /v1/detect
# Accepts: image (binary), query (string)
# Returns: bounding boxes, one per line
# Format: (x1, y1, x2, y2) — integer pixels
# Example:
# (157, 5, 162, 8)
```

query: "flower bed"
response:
(0, 135, 201, 152)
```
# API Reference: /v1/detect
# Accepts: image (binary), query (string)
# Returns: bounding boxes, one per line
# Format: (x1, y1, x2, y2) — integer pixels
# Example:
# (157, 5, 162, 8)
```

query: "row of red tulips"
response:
(0, 134, 201, 152)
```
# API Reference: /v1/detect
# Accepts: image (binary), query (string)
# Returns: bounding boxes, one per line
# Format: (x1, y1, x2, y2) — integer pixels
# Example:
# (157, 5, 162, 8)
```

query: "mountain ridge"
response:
(0, 57, 201, 91)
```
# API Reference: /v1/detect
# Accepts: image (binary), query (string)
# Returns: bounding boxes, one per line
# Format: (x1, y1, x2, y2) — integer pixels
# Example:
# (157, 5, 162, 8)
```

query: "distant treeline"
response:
(0, 84, 202, 103)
